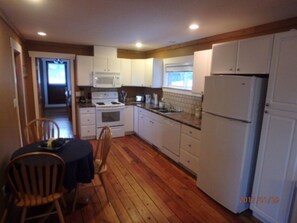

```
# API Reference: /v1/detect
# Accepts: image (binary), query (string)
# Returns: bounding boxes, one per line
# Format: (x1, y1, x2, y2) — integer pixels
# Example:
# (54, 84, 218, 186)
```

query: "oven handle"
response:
(96, 106, 125, 111)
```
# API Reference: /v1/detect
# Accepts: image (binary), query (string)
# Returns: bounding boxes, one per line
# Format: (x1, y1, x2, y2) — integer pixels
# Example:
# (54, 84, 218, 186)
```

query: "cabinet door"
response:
(251, 109, 297, 223)
(236, 35, 273, 74)
(131, 59, 145, 86)
(108, 58, 120, 73)
(76, 55, 93, 86)
(144, 58, 163, 88)
(211, 41, 238, 74)
(192, 49, 212, 94)
(93, 56, 108, 72)
(134, 106, 139, 133)
(124, 106, 134, 133)
(120, 58, 132, 86)
(266, 31, 297, 113)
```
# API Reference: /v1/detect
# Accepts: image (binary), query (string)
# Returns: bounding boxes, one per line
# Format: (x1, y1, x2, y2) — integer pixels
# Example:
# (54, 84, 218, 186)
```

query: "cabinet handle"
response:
(264, 110, 269, 114)
(229, 68, 233, 71)
(236, 68, 240, 71)
(265, 103, 270, 107)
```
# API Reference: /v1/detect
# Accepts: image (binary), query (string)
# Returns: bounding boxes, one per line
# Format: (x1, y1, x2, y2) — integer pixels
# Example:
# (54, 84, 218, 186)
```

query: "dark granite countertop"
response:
(77, 103, 95, 108)
(134, 103, 201, 130)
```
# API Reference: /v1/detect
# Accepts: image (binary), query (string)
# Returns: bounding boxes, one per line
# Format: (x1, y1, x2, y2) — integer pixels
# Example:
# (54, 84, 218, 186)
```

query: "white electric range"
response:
(92, 91, 125, 138)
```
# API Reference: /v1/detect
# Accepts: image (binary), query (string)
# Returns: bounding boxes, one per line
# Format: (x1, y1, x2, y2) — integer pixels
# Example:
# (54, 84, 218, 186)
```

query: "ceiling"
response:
(1, 0, 297, 51)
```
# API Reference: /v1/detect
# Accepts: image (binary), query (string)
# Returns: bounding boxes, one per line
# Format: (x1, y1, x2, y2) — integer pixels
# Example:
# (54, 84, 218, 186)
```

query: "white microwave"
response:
(93, 72, 121, 88)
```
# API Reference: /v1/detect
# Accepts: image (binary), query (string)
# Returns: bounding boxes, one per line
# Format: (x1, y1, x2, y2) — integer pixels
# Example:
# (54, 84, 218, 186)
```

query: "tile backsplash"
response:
(162, 91, 202, 115)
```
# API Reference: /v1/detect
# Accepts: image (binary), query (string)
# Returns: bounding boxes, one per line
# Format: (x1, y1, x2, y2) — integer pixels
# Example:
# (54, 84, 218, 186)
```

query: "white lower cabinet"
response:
(251, 109, 297, 223)
(138, 108, 163, 148)
(179, 124, 201, 174)
(161, 118, 181, 162)
(78, 107, 96, 139)
(124, 105, 134, 134)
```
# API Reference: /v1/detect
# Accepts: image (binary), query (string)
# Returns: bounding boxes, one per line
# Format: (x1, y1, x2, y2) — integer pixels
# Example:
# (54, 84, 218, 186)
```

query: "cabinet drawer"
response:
(80, 114, 95, 125)
(180, 149, 199, 174)
(80, 125, 95, 136)
(181, 124, 201, 140)
(181, 134, 200, 157)
(80, 107, 95, 114)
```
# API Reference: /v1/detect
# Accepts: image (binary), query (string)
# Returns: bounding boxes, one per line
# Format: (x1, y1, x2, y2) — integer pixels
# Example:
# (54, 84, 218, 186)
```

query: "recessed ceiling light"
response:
(189, 24, 199, 30)
(37, 32, 47, 36)
(136, 42, 143, 48)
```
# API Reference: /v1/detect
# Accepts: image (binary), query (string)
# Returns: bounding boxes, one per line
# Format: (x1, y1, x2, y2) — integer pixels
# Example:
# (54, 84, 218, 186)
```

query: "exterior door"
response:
(46, 60, 67, 106)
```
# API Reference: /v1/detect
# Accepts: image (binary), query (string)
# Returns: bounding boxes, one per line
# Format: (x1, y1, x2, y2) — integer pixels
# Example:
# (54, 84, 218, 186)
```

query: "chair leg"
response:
(99, 174, 109, 202)
(20, 207, 27, 223)
(54, 200, 65, 223)
(72, 186, 79, 212)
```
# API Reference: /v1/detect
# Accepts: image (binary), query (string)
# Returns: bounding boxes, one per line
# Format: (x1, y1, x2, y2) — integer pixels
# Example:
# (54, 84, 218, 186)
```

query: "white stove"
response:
(91, 91, 125, 138)
(92, 92, 125, 108)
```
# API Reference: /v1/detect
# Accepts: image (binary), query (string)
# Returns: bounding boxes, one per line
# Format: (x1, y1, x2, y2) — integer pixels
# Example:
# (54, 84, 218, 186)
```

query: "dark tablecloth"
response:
(12, 138, 94, 190)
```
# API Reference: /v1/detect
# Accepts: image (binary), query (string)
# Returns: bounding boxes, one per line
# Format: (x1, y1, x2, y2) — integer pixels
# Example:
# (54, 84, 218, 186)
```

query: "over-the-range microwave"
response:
(93, 72, 121, 88)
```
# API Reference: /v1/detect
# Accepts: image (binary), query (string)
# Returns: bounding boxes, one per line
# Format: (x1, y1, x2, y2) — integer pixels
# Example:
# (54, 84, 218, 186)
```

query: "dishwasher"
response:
(161, 118, 181, 162)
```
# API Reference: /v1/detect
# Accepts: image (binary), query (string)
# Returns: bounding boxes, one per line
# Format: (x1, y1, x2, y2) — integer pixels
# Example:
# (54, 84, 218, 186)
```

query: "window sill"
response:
(162, 87, 202, 97)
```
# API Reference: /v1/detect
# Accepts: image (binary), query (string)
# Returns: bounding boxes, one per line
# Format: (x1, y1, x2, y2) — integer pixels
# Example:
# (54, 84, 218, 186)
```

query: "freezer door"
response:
(197, 113, 255, 213)
(203, 75, 256, 122)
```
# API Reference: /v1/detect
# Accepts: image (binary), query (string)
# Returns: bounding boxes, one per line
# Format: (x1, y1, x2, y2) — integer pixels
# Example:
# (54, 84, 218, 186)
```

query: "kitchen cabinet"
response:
(192, 49, 212, 94)
(131, 59, 145, 86)
(129, 58, 163, 87)
(251, 109, 297, 223)
(133, 106, 139, 134)
(77, 107, 96, 139)
(211, 35, 273, 74)
(93, 56, 120, 73)
(124, 105, 134, 134)
(138, 108, 163, 148)
(120, 58, 131, 86)
(76, 55, 93, 86)
(144, 58, 163, 88)
(251, 30, 297, 223)
(265, 30, 297, 113)
(161, 118, 181, 162)
(179, 125, 201, 174)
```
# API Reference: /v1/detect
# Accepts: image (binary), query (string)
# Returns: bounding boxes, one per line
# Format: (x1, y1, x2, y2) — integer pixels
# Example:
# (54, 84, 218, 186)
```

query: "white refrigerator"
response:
(197, 75, 267, 213)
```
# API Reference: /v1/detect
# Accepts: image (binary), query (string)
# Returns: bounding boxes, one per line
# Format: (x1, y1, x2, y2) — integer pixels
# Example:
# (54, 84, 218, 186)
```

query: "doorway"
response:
(38, 58, 73, 138)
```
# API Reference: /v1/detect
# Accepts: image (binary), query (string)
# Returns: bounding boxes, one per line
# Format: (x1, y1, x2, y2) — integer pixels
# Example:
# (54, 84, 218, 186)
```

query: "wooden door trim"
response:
(28, 51, 77, 135)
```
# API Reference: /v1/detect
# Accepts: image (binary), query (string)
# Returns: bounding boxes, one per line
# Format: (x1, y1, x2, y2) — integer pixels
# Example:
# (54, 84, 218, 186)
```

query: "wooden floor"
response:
(43, 107, 74, 138)
(7, 135, 261, 223)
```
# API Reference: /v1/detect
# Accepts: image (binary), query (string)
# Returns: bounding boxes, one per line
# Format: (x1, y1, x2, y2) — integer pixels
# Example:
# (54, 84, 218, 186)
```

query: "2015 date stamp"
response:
(240, 196, 280, 204)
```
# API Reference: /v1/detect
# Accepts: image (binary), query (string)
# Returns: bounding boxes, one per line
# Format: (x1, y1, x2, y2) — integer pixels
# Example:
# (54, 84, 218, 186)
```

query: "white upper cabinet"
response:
(120, 58, 132, 86)
(76, 55, 93, 86)
(93, 56, 120, 73)
(211, 35, 274, 74)
(131, 59, 145, 86)
(144, 58, 163, 88)
(192, 49, 212, 94)
(265, 30, 297, 113)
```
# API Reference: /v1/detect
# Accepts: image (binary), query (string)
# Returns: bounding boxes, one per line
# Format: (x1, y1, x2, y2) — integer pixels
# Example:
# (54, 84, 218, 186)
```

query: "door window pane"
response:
(48, 63, 66, 84)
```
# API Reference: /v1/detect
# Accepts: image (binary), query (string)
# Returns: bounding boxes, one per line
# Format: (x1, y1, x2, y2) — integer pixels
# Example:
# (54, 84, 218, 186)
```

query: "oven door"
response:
(96, 107, 124, 127)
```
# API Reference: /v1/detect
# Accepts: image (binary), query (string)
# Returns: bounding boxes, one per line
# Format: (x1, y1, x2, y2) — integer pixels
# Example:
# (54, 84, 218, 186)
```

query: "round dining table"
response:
(11, 138, 95, 190)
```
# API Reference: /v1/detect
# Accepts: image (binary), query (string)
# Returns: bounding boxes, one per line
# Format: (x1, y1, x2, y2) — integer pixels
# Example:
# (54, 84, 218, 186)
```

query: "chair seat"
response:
(16, 192, 63, 207)
(94, 159, 107, 174)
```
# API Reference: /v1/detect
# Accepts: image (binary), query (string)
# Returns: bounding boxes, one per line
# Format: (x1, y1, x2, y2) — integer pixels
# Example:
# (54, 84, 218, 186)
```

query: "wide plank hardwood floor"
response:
(7, 135, 261, 223)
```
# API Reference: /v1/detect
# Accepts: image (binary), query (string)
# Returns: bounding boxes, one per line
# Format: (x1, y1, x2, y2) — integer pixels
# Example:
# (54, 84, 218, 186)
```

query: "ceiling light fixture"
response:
(37, 31, 47, 36)
(136, 42, 143, 48)
(189, 24, 199, 30)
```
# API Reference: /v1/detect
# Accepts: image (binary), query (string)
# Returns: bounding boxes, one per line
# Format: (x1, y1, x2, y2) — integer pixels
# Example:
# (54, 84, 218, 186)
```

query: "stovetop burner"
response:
(96, 102, 105, 105)
(111, 101, 120, 105)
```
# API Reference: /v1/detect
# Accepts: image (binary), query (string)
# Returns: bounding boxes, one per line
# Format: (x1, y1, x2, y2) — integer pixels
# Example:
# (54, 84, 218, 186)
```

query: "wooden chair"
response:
(24, 118, 60, 144)
(72, 126, 112, 211)
(5, 152, 65, 223)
